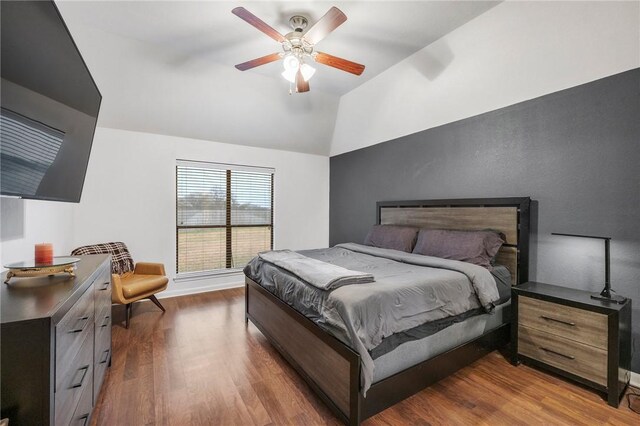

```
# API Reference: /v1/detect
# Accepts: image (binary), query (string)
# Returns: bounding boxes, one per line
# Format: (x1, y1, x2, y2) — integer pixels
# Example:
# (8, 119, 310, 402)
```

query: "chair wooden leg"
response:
(125, 303, 131, 329)
(148, 295, 166, 312)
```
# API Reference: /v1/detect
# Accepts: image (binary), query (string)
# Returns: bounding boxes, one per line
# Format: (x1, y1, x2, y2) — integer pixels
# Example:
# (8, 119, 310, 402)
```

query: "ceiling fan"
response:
(232, 6, 365, 93)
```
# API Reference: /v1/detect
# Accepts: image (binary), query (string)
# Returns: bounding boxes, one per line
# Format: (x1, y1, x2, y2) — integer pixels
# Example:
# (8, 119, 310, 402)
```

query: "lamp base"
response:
(590, 293, 627, 304)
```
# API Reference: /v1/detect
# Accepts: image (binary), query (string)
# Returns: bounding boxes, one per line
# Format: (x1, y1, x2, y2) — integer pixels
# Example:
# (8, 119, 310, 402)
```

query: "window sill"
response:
(174, 268, 244, 282)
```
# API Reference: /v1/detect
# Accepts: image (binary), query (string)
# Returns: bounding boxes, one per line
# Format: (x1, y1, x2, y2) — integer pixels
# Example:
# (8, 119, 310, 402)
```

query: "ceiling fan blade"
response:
(232, 7, 286, 43)
(303, 7, 347, 45)
(313, 52, 365, 76)
(295, 69, 310, 93)
(235, 53, 282, 71)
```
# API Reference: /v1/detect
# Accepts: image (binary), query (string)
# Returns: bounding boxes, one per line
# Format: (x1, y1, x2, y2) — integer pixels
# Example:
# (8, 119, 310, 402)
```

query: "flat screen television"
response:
(0, 0, 101, 203)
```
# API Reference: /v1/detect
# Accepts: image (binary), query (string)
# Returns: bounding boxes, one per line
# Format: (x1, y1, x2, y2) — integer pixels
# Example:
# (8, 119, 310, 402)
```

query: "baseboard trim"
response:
(630, 372, 640, 389)
(158, 280, 244, 299)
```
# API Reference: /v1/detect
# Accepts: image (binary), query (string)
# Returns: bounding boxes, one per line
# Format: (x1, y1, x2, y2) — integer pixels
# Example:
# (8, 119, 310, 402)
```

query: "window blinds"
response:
(176, 161, 273, 274)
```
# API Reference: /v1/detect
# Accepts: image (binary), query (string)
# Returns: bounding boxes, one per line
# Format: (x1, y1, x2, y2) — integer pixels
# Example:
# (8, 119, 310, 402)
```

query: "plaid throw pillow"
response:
(71, 242, 135, 275)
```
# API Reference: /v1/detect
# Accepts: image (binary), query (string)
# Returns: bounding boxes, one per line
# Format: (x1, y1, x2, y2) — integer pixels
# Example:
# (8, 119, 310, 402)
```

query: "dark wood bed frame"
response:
(245, 197, 531, 425)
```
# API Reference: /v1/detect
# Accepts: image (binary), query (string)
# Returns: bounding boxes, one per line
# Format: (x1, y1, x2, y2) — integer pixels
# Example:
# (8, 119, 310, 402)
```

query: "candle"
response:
(35, 243, 53, 264)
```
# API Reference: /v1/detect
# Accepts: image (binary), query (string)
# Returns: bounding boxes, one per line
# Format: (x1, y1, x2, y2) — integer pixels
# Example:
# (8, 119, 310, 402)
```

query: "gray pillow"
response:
(364, 225, 419, 253)
(412, 229, 504, 269)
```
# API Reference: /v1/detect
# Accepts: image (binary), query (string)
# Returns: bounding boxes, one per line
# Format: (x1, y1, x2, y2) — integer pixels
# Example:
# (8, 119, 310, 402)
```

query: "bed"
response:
(244, 197, 531, 425)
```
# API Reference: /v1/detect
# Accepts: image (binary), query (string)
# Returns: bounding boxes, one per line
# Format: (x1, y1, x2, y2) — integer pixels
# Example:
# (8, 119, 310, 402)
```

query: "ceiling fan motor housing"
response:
(283, 15, 313, 57)
(289, 15, 308, 32)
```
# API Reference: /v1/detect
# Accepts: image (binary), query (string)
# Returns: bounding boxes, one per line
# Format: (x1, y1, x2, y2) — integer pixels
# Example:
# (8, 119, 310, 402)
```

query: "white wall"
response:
(0, 198, 75, 266)
(71, 127, 329, 297)
(330, 0, 640, 156)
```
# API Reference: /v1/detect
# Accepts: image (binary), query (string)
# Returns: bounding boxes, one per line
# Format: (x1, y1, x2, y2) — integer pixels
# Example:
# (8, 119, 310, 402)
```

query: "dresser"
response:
(511, 282, 631, 407)
(1, 255, 112, 425)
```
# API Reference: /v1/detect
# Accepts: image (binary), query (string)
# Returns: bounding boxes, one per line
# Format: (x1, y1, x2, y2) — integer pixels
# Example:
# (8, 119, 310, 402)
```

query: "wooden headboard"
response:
(377, 197, 531, 285)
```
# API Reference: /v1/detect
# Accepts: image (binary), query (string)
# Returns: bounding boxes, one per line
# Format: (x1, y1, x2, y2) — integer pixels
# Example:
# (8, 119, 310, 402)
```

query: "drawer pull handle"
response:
(76, 413, 89, 426)
(539, 346, 575, 360)
(99, 349, 110, 364)
(70, 365, 90, 388)
(101, 316, 111, 328)
(99, 282, 110, 291)
(69, 316, 90, 333)
(540, 315, 575, 327)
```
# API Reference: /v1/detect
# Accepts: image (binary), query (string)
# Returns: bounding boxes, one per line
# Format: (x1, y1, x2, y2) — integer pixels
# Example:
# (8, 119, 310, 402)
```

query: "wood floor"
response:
(91, 288, 639, 426)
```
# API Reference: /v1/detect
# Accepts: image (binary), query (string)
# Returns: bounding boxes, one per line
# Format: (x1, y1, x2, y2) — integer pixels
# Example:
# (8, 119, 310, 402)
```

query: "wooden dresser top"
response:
(1, 254, 110, 324)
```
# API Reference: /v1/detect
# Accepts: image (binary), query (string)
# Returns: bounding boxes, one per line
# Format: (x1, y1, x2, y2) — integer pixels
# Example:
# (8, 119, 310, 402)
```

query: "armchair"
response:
(71, 242, 168, 328)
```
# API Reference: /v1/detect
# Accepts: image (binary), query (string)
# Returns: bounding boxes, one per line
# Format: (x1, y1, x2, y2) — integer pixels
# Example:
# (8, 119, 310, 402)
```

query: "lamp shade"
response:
(300, 64, 315, 81)
(281, 69, 297, 83)
(282, 55, 299, 72)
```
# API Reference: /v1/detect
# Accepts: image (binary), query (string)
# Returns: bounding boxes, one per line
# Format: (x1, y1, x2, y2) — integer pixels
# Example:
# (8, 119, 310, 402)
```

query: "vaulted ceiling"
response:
(57, 1, 500, 155)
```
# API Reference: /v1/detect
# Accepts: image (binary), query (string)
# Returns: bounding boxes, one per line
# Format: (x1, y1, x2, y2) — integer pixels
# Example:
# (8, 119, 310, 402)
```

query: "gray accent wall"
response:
(330, 68, 640, 371)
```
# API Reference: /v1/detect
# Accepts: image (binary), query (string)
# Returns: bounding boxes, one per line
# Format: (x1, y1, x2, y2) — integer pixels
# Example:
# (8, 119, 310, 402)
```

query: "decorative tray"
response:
(4, 257, 80, 284)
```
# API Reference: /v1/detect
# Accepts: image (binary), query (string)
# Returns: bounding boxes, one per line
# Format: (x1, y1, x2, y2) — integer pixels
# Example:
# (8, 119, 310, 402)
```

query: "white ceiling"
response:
(57, 1, 500, 155)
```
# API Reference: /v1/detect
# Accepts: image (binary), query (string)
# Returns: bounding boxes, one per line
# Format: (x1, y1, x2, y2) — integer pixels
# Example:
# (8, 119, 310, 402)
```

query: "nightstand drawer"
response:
(519, 296, 607, 349)
(518, 325, 607, 386)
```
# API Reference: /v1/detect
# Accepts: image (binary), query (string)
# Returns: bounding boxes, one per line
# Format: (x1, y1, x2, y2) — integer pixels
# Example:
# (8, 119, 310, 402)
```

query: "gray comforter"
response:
(258, 250, 374, 290)
(244, 243, 502, 394)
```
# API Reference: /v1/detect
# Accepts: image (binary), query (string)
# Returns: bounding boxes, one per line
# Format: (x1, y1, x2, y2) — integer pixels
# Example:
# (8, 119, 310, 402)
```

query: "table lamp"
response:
(551, 232, 627, 304)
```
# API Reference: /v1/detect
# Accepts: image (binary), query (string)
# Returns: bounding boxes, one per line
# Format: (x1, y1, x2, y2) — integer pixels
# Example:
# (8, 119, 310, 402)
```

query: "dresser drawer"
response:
(95, 305, 111, 339)
(518, 296, 607, 349)
(69, 375, 94, 426)
(95, 269, 112, 313)
(94, 345, 111, 404)
(94, 304, 111, 404)
(518, 325, 607, 386)
(56, 285, 95, 390)
(55, 327, 94, 426)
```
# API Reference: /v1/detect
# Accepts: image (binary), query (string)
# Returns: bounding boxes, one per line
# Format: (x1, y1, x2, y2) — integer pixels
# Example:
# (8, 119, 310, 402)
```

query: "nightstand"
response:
(511, 282, 631, 407)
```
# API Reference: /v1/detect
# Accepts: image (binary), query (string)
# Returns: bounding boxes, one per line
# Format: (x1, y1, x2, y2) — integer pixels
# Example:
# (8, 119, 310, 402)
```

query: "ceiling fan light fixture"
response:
(282, 55, 300, 72)
(300, 63, 316, 82)
(282, 60, 315, 83)
(281, 68, 297, 83)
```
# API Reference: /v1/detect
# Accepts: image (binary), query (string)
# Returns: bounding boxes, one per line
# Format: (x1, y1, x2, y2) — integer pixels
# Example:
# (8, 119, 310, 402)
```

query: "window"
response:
(176, 160, 274, 274)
